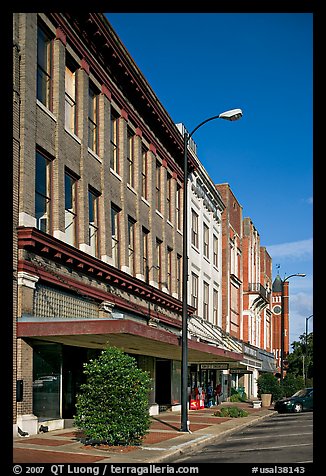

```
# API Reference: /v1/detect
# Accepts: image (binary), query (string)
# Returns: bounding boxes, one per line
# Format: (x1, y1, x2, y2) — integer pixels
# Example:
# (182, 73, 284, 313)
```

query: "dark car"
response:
(274, 387, 313, 413)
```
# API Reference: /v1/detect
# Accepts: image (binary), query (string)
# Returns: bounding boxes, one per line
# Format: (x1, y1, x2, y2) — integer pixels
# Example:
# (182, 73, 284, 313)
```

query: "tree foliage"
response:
(288, 332, 313, 384)
(257, 372, 283, 402)
(74, 346, 152, 446)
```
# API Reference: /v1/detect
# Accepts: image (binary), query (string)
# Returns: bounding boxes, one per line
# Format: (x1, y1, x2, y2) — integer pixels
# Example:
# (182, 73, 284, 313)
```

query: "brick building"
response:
(12, 13, 243, 436)
(216, 185, 276, 399)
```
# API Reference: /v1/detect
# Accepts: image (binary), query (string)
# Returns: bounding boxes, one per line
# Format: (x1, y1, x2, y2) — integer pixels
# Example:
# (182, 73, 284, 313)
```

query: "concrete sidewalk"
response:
(13, 402, 276, 464)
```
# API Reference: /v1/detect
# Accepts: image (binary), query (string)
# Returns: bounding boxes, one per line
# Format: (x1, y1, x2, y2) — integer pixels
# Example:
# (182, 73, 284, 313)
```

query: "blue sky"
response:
(105, 12, 313, 347)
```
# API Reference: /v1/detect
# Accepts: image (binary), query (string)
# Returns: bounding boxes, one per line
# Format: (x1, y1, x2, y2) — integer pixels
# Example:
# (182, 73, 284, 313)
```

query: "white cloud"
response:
(266, 238, 313, 261)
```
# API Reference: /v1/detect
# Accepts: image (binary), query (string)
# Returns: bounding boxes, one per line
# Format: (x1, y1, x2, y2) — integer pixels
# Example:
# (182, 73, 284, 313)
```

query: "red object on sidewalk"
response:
(190, 399, 199, 410)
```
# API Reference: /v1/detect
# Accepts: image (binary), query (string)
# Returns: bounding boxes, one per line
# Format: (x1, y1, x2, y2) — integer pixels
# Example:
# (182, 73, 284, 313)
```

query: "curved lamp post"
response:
(280, 273, 306, 382)
(304, 314, 313, 385)
(181, 108, 243, 432)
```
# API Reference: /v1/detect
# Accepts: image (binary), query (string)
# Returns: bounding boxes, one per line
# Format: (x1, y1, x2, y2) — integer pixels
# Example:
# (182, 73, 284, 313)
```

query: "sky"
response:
(105, 12, 313, 348)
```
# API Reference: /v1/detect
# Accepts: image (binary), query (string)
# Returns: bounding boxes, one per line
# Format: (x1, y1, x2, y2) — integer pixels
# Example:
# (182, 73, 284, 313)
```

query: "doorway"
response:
(155, 359, 171, 408)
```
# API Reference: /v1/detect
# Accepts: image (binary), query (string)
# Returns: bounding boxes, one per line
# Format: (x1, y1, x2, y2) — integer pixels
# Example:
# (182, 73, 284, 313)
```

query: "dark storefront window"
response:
(33, 343, 100, 420)
(33, 343, 61, 419)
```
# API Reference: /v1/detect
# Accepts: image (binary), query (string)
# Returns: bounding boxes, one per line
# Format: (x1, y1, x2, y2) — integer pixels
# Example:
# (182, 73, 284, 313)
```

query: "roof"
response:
(272, 274, 283, 292)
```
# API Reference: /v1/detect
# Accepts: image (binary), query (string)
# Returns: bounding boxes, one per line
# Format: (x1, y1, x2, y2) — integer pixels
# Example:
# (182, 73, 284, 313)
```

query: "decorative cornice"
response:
(17, 227, 195, 321)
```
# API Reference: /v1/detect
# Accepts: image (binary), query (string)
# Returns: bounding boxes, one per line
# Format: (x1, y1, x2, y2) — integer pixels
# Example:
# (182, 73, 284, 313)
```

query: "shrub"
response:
(213, 406, 249, 418)
(257, 373, 283, 402)
(74, 346, 152, 446)
(230, 392, 247, 402)
(281, 374, 305, 397)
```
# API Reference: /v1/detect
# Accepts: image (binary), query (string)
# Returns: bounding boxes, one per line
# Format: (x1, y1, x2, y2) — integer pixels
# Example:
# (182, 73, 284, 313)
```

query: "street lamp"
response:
(280, 273, 306, 382)
(180, 108, 243, 432)
(304, 314, 313, 385)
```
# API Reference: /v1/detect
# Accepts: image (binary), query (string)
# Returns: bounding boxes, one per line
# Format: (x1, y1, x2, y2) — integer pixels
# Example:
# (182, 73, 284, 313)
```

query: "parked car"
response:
(274, 387, 313, 413)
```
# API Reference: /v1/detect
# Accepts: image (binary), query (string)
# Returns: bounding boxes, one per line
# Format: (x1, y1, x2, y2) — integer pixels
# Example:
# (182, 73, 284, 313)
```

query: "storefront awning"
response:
(17, 318, 244, 364)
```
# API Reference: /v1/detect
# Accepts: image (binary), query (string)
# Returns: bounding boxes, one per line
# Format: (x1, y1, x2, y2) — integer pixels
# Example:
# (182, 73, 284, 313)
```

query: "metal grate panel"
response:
(33, 284, 99, 319)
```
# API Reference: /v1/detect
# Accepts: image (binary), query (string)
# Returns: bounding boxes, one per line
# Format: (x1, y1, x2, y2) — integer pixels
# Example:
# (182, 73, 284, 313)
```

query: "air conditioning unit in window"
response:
(37, 215, 47, 232)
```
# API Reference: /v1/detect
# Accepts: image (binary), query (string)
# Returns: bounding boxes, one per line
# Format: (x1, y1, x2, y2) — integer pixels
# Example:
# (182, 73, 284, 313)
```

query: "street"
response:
(167, 411, 313, 463)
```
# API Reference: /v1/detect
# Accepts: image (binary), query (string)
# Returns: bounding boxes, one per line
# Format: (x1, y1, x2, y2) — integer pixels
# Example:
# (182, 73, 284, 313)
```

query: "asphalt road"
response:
(168, 411, 313, 464)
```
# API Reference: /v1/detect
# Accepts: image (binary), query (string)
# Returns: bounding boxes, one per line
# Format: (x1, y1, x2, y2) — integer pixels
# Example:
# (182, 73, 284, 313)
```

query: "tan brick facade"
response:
(13, 13, 278, 432)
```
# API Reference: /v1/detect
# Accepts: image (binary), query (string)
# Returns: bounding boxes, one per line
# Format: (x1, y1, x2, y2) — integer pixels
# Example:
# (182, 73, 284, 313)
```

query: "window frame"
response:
(64, 169, 78, 246)
(127, 127, 135, 188)
(88, 188, 100, 256)
(110, 108, 119, 173)
(88, 83, 99, 154)
(35, 150, 52, 233)
(191, 272, 198, 309)
(128, 216, 136, 275)
(203, 223, 209, 259)
(155, 161, 161, 211)
(191, 209, 199, 248)
(65, 58, 77, 135)
(141, 145, 148, 200)
(203, 281, 209, 320)
(213, 234, 218, 267)
(111, 203, 121, 268)
(37, 24, 53, 110)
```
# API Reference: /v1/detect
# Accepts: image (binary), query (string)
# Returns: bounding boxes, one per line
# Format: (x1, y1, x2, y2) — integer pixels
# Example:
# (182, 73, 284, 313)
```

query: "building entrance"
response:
(155, 358, 171, 408)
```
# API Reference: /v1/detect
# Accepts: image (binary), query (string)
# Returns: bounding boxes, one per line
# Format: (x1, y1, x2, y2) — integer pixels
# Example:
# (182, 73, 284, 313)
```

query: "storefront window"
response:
(33, 343, 61, 419)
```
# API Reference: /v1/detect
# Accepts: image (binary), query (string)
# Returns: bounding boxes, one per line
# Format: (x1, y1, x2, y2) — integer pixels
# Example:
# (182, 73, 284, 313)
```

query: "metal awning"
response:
(17, 317, 244, 364)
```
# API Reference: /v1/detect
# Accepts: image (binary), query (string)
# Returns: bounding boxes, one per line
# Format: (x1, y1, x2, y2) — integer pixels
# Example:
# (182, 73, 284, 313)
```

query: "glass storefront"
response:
(33, 342, 100, 420)
(33, 342, 61, 419)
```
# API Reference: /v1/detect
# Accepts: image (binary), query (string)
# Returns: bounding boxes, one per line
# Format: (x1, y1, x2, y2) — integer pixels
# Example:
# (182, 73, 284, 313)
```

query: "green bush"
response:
(281, 374, 305, 397)
(257, 373, 283, 402)
(230, 391, 247, 402)
(74, 347, 152, 446)
(213, 406, 249, 418)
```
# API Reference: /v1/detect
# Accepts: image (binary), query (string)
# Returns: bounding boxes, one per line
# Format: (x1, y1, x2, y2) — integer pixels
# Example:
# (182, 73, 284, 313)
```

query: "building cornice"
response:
(17, 227, 195, 321)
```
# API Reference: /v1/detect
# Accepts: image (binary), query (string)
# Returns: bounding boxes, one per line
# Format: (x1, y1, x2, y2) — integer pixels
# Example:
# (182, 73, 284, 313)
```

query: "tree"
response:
(74, 346, 152, 446)
(288, 332, 313, 384)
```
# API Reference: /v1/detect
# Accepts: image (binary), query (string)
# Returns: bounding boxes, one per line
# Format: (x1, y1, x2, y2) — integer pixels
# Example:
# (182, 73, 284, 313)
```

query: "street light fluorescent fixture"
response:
(218, 109, 243, 121)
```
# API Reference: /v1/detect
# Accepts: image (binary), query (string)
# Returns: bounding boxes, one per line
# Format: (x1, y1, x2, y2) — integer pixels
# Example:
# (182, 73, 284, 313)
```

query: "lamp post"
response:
(304, 314, 313, 385)
(180, 108, 243, 432)
(280, 273, 306, 382)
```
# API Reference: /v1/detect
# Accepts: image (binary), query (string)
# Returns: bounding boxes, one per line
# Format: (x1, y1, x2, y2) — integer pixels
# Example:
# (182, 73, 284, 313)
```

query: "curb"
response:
(147, 410, 277, 463)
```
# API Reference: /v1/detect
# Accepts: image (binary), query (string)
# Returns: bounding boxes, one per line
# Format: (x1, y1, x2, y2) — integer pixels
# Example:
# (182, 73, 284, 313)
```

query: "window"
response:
(127, 127, 134, 187)
(167, 173, 172, 221)
(142, 227, 149, 279)
(177, 254, 182, 299)
(156, 239, 162, 288)
(176, 184, 181, 230)
(111, 204, 120, 268)
(64, 170, 77, 246)
(167, 247, 173, 293)
(141, 146, 148, 199)
(203, 223, 209, 258)
(35, 151, 52, 233)
(37, 24, 52, 109)
(88, 84, 99, 154)
(191, 273, 198, 309)
(213, 289, 218, 325)
(65, 60, 77, 134)
(88, 188, 99, 256)
(156, 161, 161, 211)
(203, 281, 209, 320)
(191, 210, 199, 248)
(110, 108, 119, 172)
(128, 216, 136, 274)
(213, 235, 218, 267)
